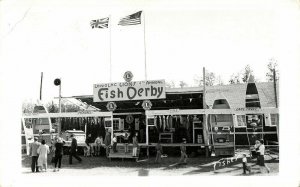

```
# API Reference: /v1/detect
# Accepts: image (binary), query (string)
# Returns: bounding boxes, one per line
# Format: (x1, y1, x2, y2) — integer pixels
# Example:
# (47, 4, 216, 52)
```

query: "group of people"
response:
(84, 131, 140, 158)
(29, 136, 64, 172)
(29, 133, 82, 173)
(242, 139, 271, 174)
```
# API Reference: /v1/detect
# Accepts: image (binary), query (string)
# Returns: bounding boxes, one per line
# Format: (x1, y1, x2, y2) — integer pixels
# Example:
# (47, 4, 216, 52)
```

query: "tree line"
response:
(166, 60, 279, 88)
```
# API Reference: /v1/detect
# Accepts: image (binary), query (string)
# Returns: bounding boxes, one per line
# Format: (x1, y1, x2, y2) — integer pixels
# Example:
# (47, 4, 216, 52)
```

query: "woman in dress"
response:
(37, 139, 50, 172)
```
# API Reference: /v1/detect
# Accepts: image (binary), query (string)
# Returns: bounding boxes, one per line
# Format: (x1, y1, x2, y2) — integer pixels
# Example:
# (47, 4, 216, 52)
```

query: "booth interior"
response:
(73, 91, 206, 156)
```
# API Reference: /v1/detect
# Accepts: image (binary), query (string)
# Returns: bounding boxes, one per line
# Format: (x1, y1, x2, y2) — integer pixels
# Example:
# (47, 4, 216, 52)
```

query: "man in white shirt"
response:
(258, 139, 270, 173)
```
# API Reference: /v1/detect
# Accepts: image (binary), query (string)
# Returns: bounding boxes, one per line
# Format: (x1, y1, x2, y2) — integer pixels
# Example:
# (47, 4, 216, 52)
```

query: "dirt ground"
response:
(21, 151, 279, 176)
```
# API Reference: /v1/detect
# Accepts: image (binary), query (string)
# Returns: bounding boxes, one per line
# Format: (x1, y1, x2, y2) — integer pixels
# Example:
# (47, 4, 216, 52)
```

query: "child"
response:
(242, 153, 251, 174)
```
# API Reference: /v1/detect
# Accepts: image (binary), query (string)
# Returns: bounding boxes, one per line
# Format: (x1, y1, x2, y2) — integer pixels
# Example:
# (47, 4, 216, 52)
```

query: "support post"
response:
(146, 114, 149, 145)
(202, 67, 209, 157)
(58, 79, 62, 135)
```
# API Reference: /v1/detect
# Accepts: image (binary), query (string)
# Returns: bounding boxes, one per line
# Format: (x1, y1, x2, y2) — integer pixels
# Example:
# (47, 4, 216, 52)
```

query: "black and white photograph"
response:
(0, 0, 300, 187)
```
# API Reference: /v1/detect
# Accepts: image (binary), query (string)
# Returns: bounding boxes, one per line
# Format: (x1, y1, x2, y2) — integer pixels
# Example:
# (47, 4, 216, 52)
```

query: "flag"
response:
(118, 11, 142, 26)
(90, 17, 109, 29)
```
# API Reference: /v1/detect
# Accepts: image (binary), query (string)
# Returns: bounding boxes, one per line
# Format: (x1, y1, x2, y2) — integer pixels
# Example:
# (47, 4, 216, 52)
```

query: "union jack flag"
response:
(90, 17, 109, 29)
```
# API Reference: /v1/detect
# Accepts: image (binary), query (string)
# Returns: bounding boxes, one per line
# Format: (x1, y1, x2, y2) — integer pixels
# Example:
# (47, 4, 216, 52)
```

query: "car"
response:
(61, 130, 86, 155)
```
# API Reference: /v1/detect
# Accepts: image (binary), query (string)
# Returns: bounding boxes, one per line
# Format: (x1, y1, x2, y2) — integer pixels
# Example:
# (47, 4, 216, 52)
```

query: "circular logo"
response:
(142, 100, 152, 110)
(126, 115, 134, 124)
(123, 71, 133, 82)
(106, 102, 117, 111)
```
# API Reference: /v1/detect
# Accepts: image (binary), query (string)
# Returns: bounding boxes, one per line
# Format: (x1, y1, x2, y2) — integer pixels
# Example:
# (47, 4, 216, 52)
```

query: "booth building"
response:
(71, 80, 279, 156)
(22, 79, 279, 157)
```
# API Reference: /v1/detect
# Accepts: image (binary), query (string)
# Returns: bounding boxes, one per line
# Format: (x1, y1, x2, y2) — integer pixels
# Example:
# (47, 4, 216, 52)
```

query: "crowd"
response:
(29, 134, 270, 174)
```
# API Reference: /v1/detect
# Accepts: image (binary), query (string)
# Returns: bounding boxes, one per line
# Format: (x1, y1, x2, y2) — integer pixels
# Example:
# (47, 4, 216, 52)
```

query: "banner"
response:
(93, 80, 166, 102)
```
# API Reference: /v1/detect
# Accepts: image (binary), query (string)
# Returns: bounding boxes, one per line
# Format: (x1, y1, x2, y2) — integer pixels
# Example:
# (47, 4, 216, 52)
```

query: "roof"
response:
(205, 82, 279, 109)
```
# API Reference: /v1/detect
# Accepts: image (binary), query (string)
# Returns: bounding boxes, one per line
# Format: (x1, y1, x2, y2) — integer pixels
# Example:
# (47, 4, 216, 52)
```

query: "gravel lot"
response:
(21, 151, 279, 176)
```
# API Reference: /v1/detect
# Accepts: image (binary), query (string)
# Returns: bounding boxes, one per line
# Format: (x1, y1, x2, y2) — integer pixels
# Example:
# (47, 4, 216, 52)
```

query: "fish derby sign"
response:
(93, 80, 166, 102)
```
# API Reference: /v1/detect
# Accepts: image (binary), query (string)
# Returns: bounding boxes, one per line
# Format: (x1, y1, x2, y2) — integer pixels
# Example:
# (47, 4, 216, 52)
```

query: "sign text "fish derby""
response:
(93, 80, 166, 102)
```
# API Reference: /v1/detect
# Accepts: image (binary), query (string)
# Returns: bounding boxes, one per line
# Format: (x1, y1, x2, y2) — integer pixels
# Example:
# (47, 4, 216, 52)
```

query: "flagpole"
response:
(39, 72, 43, 101)
(143, 11, 147, 80)
(109, 15, 112, 82)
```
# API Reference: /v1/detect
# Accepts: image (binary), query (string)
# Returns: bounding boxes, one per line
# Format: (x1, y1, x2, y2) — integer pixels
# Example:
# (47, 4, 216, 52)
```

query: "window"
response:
(113, 119, 120, 130)
(235, 115, 246, 128)
(147, 117, 155, 126)
(104, 118, 112, 128)
(270, 114, 279, 126)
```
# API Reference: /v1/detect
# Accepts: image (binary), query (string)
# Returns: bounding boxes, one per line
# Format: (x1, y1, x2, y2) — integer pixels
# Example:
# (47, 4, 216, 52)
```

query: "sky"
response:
(0, 0, 299, 103)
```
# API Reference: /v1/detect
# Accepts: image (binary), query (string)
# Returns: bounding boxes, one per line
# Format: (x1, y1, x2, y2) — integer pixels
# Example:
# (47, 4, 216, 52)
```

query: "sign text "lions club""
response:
(93, 80, 166, 102)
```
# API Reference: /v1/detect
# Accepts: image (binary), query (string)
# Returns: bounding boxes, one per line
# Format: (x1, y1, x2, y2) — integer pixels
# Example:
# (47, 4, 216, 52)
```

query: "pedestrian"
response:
(29, 137, 41, 172)
(112, 134, 118, 153)
(155, 140, 162, 163)
(104, 130, 111, 157)
(258, 139, 270, 173)
(242, 153, 251, 174)
(124, 132, 129, 153)
(69, 134, 82, 164)
(179, 138, 187, 164)
(53, 137, 65, 172)
(132, 132, 139, 157)
(37, 139, 50, 172)
(94, 136, 103, 156)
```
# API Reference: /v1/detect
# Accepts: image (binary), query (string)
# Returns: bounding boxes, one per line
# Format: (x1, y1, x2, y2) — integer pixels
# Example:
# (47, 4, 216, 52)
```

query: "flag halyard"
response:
(90, 17, 109, 29)
(118, 11, 142, 26)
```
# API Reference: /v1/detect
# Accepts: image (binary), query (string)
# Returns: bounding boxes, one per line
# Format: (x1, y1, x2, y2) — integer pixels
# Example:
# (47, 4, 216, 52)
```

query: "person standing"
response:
(155, 140, 162, 163)
(258, 139, 270, 173)
(69, 134, 82, 164)
(53, 137, 65, 172)
(37, 139, 50, 172)
(179, 138, 187, 164)
(242, 153, 251, 174)
(104, 130, 111, 157)
(112, 134, 118, 153)
(85, 134, 93, 157)
(124, 132, 129, 153)
(132, 132, 139, 157)
(254, 140, 260, 165)
(29, 137, 41, 172)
